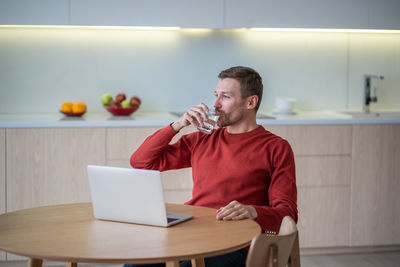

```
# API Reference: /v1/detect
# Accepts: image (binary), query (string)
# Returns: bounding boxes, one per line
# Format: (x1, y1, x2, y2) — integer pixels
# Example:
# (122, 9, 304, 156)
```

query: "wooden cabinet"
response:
(6, 128, 106, 212)
(70, 0, 224, 28)
(2, 123, 400, 256)
(106, 127, 161, 162)
(4, 128, 106, 261)
(0, 129, 5, 261)
(5, 128, 106, 261)
(266, 125, 352, 156)
(265, 125, 352, 248)
(295, 153, 352, 247)
(0, 129, 5, 216)
(0, 0, 69, 25)
(350, 124, 400, 246)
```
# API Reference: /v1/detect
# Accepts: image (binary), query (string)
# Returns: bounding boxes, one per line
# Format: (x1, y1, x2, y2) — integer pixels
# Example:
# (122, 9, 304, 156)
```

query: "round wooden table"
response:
(0, 203, 260, 267)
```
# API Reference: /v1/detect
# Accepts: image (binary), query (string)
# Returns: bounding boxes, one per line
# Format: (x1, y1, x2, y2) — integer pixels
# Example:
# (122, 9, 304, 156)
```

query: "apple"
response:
(130, 96, 141, 107)
(101, 93, 113, 106)
(131, 96, 141, 104)
(109, 100, 120, 108)
(120, 99, 131, 108)
(115, 93, 126, 104)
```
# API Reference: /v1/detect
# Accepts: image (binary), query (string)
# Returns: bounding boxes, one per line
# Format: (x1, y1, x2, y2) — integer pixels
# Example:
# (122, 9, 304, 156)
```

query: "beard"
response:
(216, 109, 245, 128)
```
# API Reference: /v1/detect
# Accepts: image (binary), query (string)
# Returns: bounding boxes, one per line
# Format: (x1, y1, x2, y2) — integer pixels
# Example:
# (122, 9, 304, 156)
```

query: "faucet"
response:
(364, 74, 384, 113)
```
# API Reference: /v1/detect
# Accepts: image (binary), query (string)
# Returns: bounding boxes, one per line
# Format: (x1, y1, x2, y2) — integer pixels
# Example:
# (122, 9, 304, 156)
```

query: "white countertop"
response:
(0, 110, 399, 128)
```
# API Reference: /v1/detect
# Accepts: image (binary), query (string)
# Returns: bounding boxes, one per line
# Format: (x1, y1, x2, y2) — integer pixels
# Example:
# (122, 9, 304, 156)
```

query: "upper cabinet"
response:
(0, 0, 224, 28)
(0, 0, 399, 29)
(225, 0, 369, 29)
(0, 0, 69, 25)
(70, 0, 224, 28)
(368, 0, 400, 30)
(225, 0, 400, 30)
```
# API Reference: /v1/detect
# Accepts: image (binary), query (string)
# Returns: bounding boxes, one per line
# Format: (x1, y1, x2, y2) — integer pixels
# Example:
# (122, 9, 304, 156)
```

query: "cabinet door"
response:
(0, 129, 5, 261)
(368, 0, 400, 30)
(351, 124, 400, 246)
(296, 155, 351, 247)
(265, 125, 352, 248)
(6, 128, 106, 212)
(296, 156, 351, 187)
(266, 125, 352, 156)
(70, 0, 224, 28)
(225, 0, 368, 29)
(0, 0, 69, 25)
(107, 127, 161, 161)
(298, 186, 350, 247)
(0, 129, 5, 215)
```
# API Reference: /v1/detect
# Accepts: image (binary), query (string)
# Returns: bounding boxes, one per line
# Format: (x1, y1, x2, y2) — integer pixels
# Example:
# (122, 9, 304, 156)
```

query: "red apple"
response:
(115, 93, 126, 104)
(109, 100, 120, 108)
(130, 96, 141, 107)
(131, 96, 141, 104)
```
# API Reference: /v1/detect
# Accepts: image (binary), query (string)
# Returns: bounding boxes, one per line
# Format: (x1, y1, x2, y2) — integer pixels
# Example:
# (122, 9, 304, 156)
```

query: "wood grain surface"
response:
(6, 128, 106, 212)
(0, 203, 260, 265)
(350, 124, 400, 246)
(0, 129, 5, 261)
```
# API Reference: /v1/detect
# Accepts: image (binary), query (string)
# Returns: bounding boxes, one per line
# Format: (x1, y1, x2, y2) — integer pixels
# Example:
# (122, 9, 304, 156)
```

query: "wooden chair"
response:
(246, 216, 300, 267)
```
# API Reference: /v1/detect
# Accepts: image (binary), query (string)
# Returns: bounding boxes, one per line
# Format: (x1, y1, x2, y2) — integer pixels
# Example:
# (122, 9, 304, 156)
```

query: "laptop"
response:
(87, 165, 193, 227)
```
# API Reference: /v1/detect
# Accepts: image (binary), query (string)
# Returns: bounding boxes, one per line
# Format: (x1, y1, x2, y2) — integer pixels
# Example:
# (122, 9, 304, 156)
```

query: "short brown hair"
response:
(218, 66, 263, 111)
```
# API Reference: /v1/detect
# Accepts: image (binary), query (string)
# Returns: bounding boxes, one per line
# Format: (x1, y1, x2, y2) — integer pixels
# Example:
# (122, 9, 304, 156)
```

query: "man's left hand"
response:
(216, 200, 258, 221)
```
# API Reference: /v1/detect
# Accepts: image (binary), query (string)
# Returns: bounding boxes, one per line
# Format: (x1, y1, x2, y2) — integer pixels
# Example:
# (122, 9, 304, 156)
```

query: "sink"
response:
(339, 111, 400, 118)
(170, 112, 275, 119)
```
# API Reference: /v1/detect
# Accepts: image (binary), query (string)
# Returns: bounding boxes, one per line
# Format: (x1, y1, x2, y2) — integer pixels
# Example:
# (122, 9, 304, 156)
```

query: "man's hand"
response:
(171, 103, 209, 132)
(216, 200, 258, 221)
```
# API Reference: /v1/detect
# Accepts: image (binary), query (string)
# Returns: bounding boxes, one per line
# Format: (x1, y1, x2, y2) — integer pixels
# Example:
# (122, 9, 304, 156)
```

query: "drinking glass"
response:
(197, 109, 219, 134)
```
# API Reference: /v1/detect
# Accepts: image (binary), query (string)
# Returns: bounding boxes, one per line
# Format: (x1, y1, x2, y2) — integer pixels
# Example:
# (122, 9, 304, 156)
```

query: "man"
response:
(128, 66, 297, 267)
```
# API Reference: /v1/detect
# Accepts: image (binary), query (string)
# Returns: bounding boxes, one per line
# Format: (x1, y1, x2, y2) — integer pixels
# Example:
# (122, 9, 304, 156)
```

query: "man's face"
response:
(213, 78, 247, 128)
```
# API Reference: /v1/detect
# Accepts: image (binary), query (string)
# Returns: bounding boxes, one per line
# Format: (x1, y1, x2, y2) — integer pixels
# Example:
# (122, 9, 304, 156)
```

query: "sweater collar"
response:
(221, 125, 264, 138)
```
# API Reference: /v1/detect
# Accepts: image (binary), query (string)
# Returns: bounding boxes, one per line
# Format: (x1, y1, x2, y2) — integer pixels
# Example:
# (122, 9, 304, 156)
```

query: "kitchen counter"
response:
(0, 112, 177, 128)
(0, 110, 400, 128)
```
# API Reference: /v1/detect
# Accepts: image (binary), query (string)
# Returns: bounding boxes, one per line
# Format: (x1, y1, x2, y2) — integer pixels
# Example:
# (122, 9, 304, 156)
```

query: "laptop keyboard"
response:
(167, 217, 179, 223)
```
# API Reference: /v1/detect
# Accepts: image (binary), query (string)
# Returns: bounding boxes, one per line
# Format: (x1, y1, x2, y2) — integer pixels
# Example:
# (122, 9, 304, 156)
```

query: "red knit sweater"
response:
(130, 125, 297, 232)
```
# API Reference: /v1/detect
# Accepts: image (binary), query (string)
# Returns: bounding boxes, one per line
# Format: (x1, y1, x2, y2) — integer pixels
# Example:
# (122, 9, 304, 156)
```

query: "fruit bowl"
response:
(60, 110, 86, 117)
(104, 105, 139, 116)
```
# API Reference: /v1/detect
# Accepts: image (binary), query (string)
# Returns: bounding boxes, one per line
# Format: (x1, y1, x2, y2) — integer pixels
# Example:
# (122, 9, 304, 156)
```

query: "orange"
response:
(72, 101, 87, 114)
(61, 102, 73, 113)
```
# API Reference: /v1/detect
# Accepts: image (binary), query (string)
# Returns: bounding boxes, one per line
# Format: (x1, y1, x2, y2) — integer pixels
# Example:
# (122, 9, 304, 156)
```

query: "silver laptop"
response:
(87, 165, 193, 227)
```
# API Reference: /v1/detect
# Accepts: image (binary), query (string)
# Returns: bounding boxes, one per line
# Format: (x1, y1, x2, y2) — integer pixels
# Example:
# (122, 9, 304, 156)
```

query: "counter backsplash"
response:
(1, 28, 400, 114)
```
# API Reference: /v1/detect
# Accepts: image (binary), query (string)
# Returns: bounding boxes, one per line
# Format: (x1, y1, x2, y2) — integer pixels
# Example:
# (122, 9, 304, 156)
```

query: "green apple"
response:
(120, 99, 131, 108)
(101, 93, 113, 106)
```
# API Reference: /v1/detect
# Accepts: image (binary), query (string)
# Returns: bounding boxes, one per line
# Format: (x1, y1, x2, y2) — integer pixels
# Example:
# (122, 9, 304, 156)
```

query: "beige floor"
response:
(1, 251, 400, 267)
(301, 251, 400, 267)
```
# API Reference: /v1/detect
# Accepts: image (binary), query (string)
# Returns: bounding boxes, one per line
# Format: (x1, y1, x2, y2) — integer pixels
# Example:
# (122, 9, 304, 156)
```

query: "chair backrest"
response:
(246, 216, 300, 267)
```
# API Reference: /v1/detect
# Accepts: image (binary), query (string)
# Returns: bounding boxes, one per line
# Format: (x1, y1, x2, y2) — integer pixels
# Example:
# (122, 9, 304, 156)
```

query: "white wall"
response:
(0, 27, 399, 114)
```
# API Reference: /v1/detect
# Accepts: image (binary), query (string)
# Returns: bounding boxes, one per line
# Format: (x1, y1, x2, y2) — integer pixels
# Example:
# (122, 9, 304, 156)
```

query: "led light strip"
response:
(0, 25, 399, 33)
(249, 28, 400, 33)
(0, 25, 181, 31)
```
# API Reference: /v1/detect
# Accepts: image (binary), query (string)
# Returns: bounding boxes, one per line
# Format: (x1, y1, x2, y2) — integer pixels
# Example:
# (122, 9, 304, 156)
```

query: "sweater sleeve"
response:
(253, 140, 298, 233)
(130, 125, 192, 171)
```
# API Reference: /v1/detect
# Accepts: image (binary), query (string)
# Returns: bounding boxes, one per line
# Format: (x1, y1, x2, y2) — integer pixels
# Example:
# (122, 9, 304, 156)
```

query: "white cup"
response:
(275, 97, 296, 114)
